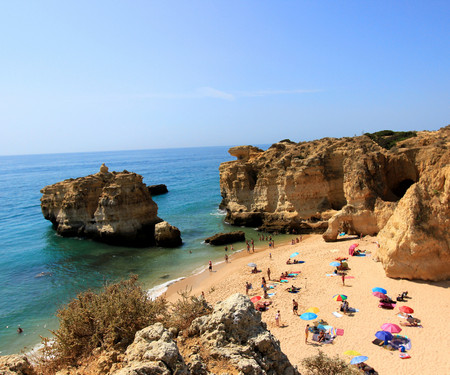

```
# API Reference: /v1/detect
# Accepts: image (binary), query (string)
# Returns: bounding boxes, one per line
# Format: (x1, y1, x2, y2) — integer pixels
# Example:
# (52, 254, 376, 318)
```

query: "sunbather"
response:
(406, 315, 421, 326)
(317, 330, 326, 343)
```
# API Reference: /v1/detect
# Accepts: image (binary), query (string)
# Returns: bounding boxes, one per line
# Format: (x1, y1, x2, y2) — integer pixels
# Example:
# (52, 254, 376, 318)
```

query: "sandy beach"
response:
(165, 234, 450, 375)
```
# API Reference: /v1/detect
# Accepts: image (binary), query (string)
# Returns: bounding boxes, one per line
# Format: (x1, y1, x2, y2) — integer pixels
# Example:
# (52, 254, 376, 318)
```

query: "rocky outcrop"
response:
(0, 355, 35, 375)
(154, 221, 182, 247)
(40, 165, 182, 247)
(204, 231, 246, 246)
(148, 184, 168, 196)
(220, 127, 450, 280)
(187, 293, 298, 375)
(110, 323, 188, 375)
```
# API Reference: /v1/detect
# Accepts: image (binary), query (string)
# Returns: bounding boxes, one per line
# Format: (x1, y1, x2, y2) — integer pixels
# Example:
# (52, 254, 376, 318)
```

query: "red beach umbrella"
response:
(250, 296, 262, 303)
(372, 292, 387, 299)
(399, 306, 414, 314)
(381, 323, 402, 333)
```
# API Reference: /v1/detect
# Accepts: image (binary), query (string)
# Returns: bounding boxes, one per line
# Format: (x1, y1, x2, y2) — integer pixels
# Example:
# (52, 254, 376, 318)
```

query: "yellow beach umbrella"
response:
(305, 307, 320, 314)
(343, 350, 361, 356)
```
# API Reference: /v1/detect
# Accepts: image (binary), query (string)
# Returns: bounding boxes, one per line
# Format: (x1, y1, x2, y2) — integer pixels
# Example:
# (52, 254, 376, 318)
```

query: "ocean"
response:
(0, 145, 291, 355)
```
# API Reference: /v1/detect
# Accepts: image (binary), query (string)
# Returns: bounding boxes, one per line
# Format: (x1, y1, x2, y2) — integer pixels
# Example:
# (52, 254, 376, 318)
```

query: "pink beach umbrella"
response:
(372, 292, 387, 299)
(381, 323, 402, 333)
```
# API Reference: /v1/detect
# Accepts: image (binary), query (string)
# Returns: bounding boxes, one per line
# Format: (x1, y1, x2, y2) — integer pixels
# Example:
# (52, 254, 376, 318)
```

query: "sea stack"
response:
(219, 126, 450, 280)
(40, 164, 182, 247)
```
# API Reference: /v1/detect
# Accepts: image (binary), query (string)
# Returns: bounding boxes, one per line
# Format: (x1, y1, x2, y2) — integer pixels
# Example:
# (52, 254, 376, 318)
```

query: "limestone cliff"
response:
(220, 127, 450, 280)
(40, 165, 182, 247)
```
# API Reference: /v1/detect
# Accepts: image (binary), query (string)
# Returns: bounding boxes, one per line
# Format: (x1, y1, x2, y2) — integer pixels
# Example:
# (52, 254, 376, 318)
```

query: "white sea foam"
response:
(209, 208, 226, 216)
(147, 277, 185, 300)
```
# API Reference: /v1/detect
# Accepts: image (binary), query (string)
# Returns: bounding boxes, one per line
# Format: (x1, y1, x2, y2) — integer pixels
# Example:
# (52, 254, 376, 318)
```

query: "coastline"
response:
(164, 234, 450, 374)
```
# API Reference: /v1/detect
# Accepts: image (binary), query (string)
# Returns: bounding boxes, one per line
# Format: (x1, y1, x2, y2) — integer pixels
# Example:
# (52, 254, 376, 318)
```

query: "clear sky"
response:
(1, 1, 449, 155)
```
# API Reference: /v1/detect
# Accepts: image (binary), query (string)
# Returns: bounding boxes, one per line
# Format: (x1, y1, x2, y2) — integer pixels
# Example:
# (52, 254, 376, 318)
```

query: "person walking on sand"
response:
(208, 260, 212, 272)
(305, 324, 309, 343)
(275, 310, 281, 327)
(292, 299, 298, 315)
(245, 281, 252, 295)
(267, 267, 271, 280)
(341, 272, 346, 286)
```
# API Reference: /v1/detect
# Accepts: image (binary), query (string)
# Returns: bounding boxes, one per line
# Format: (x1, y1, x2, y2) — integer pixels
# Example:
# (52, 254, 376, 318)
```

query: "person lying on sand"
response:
(252, 266, 259, 274)
(255, 301, 272, 312)
(286, 285, 301, 293)
(406, 315, 421, 326)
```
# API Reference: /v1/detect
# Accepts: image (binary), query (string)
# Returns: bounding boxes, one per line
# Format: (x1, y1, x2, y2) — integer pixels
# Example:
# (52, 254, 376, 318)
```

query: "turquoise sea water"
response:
(0, 146, 291, 355)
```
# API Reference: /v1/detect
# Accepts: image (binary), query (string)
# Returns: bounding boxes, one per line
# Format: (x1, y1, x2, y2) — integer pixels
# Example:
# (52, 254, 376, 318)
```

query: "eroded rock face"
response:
(204, 231, 246, 246)
(0, 354, 35, 375)
(188, 293, 298, 375)
(154, 221, 182, 247)
(109, 323, 188, 375)
(220, 127, 450, 280)
(40, 166, 181, 247)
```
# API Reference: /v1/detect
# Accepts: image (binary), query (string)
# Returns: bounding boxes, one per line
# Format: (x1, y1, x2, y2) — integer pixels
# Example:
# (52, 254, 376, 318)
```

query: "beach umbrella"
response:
(375, 330, 393, 344)
(344, 350, 361, 356)
(399, 306, 414, 314)
(372, 292, 387, 299)
(381, 323, 402, 333)
(350, 356, 368, 365)
(372, 287, 387, 294)
(290, 252, 299, 258)
(250, 296, 262, 303)
(300, 312, 317, 320)
(247, 262, 257, 268)
(349, 243, 359, 251)
(306, 307, 320, 314)
(329, 261, 341, 267)
(332, 294, 347, 301)
(317, 324, 332, 331)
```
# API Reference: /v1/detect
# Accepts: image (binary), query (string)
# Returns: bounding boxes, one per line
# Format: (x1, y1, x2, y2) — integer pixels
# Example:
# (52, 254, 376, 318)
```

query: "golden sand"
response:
(165, 234, 450, 375)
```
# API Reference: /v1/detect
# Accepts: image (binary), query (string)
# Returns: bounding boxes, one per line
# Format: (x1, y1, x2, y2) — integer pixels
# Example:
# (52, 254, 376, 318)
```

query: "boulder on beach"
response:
(154, 221, 182, 248)
(204, 231, 245, 246)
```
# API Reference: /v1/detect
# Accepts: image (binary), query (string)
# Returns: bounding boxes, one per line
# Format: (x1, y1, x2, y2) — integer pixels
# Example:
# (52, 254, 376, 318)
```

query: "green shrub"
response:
(167, 288, 212, 331)
(39, 275, 168, 366)
(302, 351, 360, 375)
(364, 130, 417, 150)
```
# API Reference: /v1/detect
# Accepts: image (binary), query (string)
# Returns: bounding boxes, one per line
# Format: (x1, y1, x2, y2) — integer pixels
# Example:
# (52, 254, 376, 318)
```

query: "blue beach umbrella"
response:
(300, 312, 317, 320)
(372, 287, 387, 294)
(290, 252, 299, 258)
(375, 331, 393, 344)
(330, 261, 341, 267)
(350, 356, 369, 365)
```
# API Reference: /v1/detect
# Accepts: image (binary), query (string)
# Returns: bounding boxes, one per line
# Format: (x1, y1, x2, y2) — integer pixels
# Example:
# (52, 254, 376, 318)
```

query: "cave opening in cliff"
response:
(392, 179, 415, 199)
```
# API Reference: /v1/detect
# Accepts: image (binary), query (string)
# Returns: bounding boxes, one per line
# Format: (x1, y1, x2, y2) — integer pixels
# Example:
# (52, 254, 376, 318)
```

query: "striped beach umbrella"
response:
(332, 294, 347, 301)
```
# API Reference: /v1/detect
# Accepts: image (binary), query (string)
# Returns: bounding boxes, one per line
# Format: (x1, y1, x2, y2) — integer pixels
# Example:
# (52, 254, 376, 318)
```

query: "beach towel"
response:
(326, 274, 337, 277)
(268, 292, 276, 297)
(288, 290, 299, 293)
(348, 308, 359, 312)
(354, 253, 366, 257)
(280, 279, 289, 283)
(345, 276, 355, 279)
(332, 312, 343, 318)
(336, 328, 344, 336)
(399, 353, 411, 359)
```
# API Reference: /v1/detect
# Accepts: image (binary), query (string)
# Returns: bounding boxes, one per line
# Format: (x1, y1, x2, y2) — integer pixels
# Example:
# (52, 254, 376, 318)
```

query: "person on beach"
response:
(275, 310, 281, 327)
(341, 272, 346, 286)
(317, 330, 326, 343)
(225, 254, 228, 263)
(247, 243, 250, 253)
(267, 268, 271, 280)
(262, 277, 267, 287)
(305, 324, 309, 343)
(201, 291, 205, 299)
(269, 252, 272, 259)
(292, 299, 298, 315)
(251, 239, 255, 252)
(231, 244, 234, 251)
(17, 327, 23, 334)
(245, 281, 252, 295)
(263, 284, 269, 299)
(224, 245, 228, 252)
(208, 260, 212, 272)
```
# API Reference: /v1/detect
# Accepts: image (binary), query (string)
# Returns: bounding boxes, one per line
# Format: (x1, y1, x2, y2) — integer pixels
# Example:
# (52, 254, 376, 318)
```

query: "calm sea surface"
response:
(0, 146, 292, 355)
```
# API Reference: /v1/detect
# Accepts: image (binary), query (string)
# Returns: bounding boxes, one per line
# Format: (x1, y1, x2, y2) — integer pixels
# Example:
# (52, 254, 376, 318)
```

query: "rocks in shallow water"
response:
(204, 231, 245, 246)
(40, 166, 181, 247)
(154, 221, 182, 247)
(148, 184, 168, 196)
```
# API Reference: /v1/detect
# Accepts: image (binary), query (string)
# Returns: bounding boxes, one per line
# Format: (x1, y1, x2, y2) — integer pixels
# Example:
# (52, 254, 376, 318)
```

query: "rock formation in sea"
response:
(148, 184, 169, 196)
(40, 165, 182, 247)
(219, 127, 449, 280)
(204, 231, 246, 245)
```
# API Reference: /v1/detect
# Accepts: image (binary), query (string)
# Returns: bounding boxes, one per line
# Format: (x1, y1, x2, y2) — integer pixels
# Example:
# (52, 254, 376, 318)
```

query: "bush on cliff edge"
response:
(302, 351, 360, 375)
(39, 275, 168, 368)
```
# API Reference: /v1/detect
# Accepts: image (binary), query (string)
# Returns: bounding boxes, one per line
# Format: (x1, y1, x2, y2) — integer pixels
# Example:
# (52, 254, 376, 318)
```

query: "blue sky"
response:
(0, 1, 449, 155)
